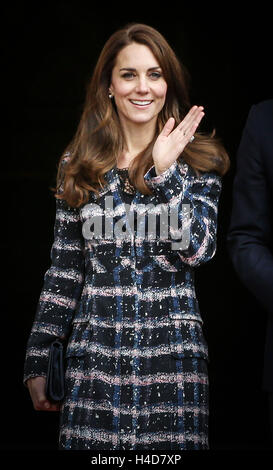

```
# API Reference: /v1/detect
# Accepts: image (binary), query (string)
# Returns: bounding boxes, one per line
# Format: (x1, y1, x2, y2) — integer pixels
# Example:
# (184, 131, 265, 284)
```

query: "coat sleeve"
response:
(143, 159, 222, 266)
(227, 104, 273, 316)
(23, 162, 85, 385)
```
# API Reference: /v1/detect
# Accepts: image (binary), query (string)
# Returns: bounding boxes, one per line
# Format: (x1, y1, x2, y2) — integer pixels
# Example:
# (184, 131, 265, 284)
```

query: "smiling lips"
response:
(130, 99, 153, 107)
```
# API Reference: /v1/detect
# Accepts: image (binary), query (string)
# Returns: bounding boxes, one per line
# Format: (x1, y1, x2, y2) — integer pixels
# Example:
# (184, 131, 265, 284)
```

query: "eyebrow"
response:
(119, 67, 162, 72)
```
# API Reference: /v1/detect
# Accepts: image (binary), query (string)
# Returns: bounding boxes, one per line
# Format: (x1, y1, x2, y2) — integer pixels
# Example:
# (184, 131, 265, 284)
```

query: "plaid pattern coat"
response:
(24, 155, 222, 450)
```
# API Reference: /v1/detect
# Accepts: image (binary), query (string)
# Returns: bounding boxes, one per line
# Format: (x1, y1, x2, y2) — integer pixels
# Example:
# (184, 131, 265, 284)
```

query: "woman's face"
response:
(110, 42, 167, 127)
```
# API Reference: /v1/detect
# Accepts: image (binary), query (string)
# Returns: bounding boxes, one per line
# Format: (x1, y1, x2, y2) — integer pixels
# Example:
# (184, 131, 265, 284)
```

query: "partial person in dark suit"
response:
(227, 100, 273, 445)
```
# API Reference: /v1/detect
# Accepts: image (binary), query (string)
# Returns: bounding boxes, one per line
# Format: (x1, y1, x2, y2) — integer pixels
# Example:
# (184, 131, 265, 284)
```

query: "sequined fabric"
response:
(116, 167, 136, 195)
(24, 154, 222, 450)
(116, 167, 136, 207)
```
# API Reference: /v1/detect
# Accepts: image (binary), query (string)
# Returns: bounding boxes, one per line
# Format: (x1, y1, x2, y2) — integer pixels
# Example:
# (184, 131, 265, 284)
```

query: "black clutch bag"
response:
(46, 339, 65, 402)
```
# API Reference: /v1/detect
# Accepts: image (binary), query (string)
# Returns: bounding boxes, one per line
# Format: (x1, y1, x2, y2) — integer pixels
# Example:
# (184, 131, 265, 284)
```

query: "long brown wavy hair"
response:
(55, 23, 230, 208)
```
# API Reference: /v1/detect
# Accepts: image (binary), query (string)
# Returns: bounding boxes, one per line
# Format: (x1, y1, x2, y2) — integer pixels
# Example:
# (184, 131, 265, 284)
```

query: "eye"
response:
(121, 72, 135, 79)
(149, 72, 162, 79)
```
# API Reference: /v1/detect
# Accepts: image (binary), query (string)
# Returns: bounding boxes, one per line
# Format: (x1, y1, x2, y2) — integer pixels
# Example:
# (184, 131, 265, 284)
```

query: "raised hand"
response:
(152, 106, 205, 175)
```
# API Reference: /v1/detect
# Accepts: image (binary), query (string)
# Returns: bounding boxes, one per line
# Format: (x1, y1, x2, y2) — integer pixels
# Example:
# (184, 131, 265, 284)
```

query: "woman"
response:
(24, 23, 229, 450)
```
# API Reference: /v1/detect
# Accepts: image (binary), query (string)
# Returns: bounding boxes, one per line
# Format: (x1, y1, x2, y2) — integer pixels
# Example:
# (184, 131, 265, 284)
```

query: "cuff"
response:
(144, 159, 188, 202)
(23, 354, 49, 387)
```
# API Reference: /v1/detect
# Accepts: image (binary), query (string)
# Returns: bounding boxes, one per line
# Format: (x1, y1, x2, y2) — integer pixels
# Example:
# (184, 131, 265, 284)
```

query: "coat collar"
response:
(94, 166, 122, 200)
(94, 166, 141, 204)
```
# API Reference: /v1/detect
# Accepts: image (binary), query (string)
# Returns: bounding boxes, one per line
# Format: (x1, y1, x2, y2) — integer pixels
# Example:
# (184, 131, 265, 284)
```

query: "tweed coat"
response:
(24, 154, 222, 450)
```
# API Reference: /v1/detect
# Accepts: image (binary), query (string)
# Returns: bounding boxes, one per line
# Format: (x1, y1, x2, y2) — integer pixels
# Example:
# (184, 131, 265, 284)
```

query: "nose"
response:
(135, 75, 149, 94)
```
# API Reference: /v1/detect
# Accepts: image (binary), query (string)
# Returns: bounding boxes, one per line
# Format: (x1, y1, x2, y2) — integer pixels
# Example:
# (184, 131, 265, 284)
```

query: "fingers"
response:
(177, 105, 204, 140)
(159, 117, 175, 137)
(33, 393, 61, 411)
(34, 398, 60, 411)
(44, 402, 61, 411)
(27, 376, 61, 412)
(160, 106, 204, 143)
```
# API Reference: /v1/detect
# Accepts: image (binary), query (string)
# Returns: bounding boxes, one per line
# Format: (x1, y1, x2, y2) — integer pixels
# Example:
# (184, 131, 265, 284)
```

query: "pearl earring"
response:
(109, 91, 113, 99)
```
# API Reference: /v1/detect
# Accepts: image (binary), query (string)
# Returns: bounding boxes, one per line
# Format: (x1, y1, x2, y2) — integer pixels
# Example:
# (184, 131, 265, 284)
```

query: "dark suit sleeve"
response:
(227, 104, 273, 315)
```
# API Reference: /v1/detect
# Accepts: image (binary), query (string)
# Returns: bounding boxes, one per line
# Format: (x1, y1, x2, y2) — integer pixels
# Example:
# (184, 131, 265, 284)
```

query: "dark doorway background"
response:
(1, 2, 272, 453)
